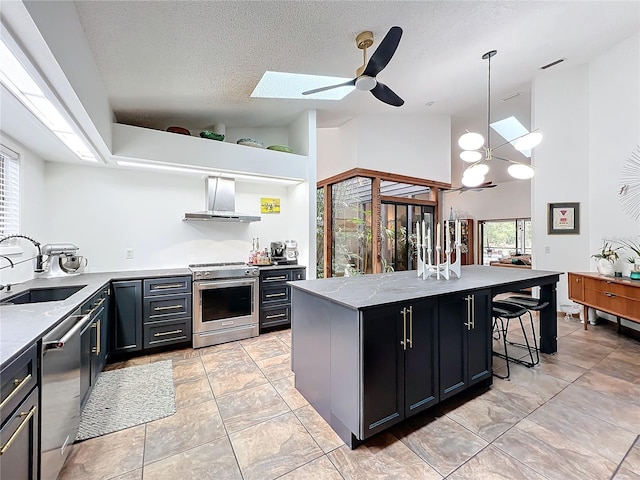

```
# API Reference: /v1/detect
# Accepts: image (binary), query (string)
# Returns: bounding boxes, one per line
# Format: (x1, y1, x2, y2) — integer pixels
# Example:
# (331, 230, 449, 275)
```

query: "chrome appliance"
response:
(190, 262, 259, 348)
(41, 309, 94, 480)
(40, 243, 88, 278)
(284, 239, 299, 265)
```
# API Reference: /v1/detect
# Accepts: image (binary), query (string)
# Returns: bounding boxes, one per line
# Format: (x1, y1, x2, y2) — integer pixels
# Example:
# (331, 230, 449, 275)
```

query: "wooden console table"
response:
(568, 272, 640, 331)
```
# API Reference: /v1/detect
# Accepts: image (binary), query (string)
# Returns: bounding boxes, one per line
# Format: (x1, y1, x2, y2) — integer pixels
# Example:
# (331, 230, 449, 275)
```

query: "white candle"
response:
(436, 222, 440, 248)
(426, 224, 431, 247)
(416, 221, 420, 246)
(456, 220, 461, 245)
(421, 220, 426, 245)
(446, 221, 451, 251)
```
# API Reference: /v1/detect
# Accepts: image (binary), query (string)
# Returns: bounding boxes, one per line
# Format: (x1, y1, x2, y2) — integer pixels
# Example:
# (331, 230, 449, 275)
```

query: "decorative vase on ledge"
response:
(596, 258, 615, 276)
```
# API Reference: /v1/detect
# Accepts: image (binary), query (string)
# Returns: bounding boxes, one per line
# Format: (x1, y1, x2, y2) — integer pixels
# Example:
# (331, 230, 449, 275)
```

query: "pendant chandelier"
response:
(458, 50, 542, 187)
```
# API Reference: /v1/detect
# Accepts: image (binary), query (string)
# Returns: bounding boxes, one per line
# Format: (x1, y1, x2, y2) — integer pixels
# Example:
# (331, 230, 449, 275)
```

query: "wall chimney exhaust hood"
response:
(183, 177, 261, 222)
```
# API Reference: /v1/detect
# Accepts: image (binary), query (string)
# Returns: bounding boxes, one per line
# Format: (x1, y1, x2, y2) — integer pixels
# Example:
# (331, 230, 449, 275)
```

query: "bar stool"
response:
(503, 295, 549, 366)
(492, 300, 536, 380)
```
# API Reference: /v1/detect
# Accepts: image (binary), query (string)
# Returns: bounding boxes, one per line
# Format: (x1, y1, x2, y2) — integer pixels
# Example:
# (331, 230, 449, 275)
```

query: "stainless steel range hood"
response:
(184, 177, 261, 222)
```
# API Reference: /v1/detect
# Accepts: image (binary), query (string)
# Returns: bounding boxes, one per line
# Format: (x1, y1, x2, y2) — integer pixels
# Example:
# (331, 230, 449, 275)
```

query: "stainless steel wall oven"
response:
(190, 263, 259, 348)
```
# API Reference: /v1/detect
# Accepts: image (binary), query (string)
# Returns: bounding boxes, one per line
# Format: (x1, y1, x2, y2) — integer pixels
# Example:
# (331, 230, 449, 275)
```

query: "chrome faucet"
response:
(0, 254, 14, 292)
(0, 234, 44, 272)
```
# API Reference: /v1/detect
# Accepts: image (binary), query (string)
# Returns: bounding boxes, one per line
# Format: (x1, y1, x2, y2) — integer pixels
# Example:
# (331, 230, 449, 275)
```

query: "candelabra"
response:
(416, 220, 462, 280)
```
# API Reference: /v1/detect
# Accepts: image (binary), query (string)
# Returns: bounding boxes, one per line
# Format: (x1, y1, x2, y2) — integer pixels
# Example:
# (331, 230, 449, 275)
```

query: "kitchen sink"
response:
(0, 285, 86, 305)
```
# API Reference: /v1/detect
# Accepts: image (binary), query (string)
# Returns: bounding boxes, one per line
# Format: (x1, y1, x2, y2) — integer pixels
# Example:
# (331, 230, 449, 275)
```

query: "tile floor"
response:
(58, 315, 640, 480)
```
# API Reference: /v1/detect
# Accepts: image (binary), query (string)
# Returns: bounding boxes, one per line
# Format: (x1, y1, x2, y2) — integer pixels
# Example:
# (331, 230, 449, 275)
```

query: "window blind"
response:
(0, 145, 20, 240)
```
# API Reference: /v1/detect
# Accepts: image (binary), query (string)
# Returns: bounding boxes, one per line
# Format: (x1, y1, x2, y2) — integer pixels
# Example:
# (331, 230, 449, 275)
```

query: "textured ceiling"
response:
(73, 0, 640, 131)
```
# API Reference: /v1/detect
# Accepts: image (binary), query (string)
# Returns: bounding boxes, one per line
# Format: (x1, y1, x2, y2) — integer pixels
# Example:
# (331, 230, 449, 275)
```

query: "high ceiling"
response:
(72, 0, 640, 131)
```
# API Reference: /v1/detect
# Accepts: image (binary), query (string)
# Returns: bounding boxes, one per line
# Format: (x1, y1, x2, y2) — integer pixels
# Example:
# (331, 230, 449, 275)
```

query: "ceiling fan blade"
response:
(362, 26, 403, 77)
(370, 82, 404, 107)
(302, 79, 356, 95)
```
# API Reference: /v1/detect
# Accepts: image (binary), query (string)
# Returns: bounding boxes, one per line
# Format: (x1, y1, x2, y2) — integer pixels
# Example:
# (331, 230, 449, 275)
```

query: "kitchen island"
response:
(289, 265, 561, 448)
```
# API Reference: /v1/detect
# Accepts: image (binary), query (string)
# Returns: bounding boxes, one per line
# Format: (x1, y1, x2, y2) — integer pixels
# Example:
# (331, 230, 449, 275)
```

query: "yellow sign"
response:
(261, 197, 280, 214)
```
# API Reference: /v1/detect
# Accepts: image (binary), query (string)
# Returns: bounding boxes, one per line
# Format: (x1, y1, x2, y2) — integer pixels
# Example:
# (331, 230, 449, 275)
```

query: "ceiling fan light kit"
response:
(458, 50, 541, 186)
(302, 26, 404, 107)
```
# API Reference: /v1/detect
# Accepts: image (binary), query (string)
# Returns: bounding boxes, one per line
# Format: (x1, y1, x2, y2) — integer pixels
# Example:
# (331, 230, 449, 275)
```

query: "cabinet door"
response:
(111, 280, 143, 354)
(91, 305, 107, 386)
(403, 299, 439, 416)
(438, 293, 469, 400)
(0, 387, 38, 480)
(467, 291, 491, 385)
(568, 273, 584, 302)
(361, 304, 404, 439)
(291, 268, 306, 281)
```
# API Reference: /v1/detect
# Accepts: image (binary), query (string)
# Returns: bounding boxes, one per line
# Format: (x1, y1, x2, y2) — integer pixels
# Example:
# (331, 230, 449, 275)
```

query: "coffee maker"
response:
(284, 240, 299, 265)
(270, 241, 286, 264)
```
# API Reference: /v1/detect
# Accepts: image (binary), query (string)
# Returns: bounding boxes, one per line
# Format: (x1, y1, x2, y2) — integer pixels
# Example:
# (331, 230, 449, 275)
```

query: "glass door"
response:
(381, 202, 434, 272)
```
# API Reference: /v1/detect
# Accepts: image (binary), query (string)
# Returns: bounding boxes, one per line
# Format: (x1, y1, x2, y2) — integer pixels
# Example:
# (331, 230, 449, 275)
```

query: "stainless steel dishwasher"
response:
(41, 309, 92, 480)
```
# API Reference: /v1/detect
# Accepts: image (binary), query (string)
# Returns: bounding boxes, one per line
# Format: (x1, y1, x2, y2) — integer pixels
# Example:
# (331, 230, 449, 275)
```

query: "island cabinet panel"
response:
(360, 299, 438, 439)
(568, 273, 585, 303)
(438, 290, 491, 401)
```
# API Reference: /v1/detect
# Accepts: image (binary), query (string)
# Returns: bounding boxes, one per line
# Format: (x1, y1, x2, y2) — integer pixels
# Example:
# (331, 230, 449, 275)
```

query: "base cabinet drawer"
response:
(1, 345, 37, 426)
(260, 305, 291, 329)
(261, 285, 290, 305)
(143, 293, 192, 321)
(143, 319, 191, 349)
(0, 387, 38, 480)
(143, 277, 191, 296)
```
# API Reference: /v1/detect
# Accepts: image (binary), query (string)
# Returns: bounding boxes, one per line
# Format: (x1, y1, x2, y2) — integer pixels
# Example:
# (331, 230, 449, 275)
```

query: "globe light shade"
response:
(461, 173, 485, 187)
(465, 163, 490, 177)
(460, 150, 483, 163)
(458, 132, 485, 151)
(514, 131, 543, 151)
(508, 163, 535, 179)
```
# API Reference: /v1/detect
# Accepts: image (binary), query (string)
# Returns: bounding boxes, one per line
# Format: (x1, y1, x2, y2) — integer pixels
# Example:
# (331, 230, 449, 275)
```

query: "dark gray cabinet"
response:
(81, 286, 111, 407)
(0, 345, 39, 480)
(111, 280, 143, 355)
(142, 277, 192, 349)
(361, 299, 438, 439)
(438, 289, 491, 401)
(259, 267, 306, 332)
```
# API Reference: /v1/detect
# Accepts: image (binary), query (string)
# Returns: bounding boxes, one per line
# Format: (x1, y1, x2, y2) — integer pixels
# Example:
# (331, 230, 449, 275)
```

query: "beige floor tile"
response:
(255, 351, 292, 381)
(174, 375, 214, 409)
(200, 343, 248, 370)
(445, 387, 528, 442)
(535, 353, 588, 383)
(142, 437, 242, 480)
(172, 357, 205, 382)
(272, 375, 309, 410)
(144, 400, 225, 465)
(206, 356, 269, 397)
(107, 469, 142, 480)
(276, 329, 292, 347)
(241, 336, 290, 362)
(58, 425, 145, 480)
(104, 357, 150, 371)
(293, 405, 344, 453)
(392, 413, 488, 477)
(447, 445, 548, 480)
(553, 336, 615, 369)
(278, 455, 343, 479)
(527, 397, 637, 464)
(148, 347, 200, 363)
(217, 382, 290, 433)
(228, 411, 323, 480)
(494, 418, 618, 480)
(574, 369, 640, 406)
(327, 432, 442, 480)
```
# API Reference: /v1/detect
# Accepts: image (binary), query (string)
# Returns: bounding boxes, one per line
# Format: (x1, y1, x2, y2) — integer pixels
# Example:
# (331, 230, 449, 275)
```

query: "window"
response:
(0, 145, 20, 242)
(479, 218, 531, 265)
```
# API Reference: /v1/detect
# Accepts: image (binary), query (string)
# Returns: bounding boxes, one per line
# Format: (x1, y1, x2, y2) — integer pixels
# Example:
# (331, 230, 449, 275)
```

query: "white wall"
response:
(42, 162, 306, 272)
(0, 135, 47, 286)
(532, 32, 640, 310)
(317, 114, 451, 183)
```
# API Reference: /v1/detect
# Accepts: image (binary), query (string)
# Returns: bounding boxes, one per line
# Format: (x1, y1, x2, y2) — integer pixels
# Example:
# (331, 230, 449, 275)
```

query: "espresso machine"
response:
(270, 241, 286, 264)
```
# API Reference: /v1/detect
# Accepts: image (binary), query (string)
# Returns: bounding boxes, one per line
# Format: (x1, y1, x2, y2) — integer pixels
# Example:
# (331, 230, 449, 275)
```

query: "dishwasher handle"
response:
(43, 314, 91, 351)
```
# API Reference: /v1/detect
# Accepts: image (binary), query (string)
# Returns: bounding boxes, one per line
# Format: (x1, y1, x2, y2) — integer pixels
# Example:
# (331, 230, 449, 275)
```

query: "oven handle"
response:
(194, 278, 258, 291)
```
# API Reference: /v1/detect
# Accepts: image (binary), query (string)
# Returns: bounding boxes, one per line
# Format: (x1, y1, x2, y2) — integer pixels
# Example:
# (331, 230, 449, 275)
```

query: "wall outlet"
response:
(544, 246, 551, 254)
(125, 248, 134, 259)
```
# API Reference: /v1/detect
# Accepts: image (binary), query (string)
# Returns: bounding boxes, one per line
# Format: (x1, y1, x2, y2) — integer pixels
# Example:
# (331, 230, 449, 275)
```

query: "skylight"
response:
(251, 71, 355, 100)
(490, 116, 533, 158)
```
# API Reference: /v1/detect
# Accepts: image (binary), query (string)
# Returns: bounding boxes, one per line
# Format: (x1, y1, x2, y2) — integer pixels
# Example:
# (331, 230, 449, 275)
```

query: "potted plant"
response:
(616, 237, 640, 277)
(591, 242, 620, 276)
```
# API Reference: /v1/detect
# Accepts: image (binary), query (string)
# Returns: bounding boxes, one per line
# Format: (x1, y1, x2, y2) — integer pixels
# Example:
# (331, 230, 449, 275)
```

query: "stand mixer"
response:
(39, 243, 88, 277)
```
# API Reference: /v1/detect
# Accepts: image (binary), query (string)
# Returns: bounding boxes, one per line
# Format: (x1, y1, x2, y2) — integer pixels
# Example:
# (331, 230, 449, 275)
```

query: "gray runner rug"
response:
(76, 360, 176, 441)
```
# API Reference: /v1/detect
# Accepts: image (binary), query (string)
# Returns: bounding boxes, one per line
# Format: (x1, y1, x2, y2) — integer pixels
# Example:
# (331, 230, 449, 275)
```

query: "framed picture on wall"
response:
(547, 202, 580, 234)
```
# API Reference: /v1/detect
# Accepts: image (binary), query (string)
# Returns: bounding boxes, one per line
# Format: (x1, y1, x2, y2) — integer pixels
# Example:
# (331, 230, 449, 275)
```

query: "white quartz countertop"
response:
(0, 268, 190, 368)
(289, 265, 562, 310)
